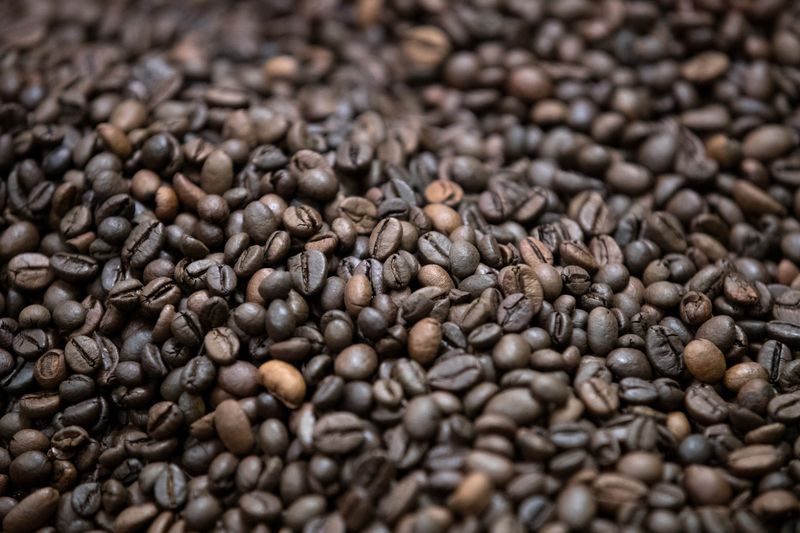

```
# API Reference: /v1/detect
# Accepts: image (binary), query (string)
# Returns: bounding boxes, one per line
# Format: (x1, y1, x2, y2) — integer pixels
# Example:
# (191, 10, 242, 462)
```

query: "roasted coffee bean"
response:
(587, 307, 618, 356)
(3, 487, 59, 533)
(122, 220, 164, 269)
(684, 465, 732, 506)
(684, 339, 726, 383)
(153, 463, 187, 510)
(686, 384, 729, 425)
(408, 318, 442, 365)
(645, 326, 685, 379)
(288, 250, 328, 296)
(259, 360, 305, 408)
(215, 399, 254, 455)
(577, 377, 619, 417)
(8, 253, 53, 291)
(171, 311, 203, 347)
(147, 401, 184, 440)
(2, 4, 800, 531)
(369, 218, 403, 261)
(313, 412, 365, 454)
(203, 327, 240, 365)
(12, 328, 48, 360)
(64, 336, 100, 375)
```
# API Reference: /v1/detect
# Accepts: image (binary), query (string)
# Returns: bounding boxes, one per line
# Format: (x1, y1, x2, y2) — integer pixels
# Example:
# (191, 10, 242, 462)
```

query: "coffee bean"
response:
(557, 484, 596, 529)
(68, 483, 100, 520)
(334, 344, 378, 381)
(683, 339, 726, 383)
(519, 237, 554, 267)
(685, 384, 729, 425)
(153, 463, 187, 510)
(592, 473, 647, 511)
(3, 4, 800, 531)
(314, 412, 365, 454)
(577, 377, 619, 417)
(239, 490, 282, 523)
(201, 149, 233, 194)
(508, 65, 552, 102)
(684, 465, 731, 506)
(484, 388, 542, 425)
(122, 220, 165, 269)
(288, 250, 328, 296)
(449, 240, 480, 279)
(8, 253, 53, 291)
(34, 350, 67, 389)
(497, 293, 536, 333)
(203, 327, 240, 365)
(292, 150, 338, 201)
(425, 180, 463, 206)
(170, 311, 203, 347)
(587, 307, 618, 356)
(681, 51, 730, 83)
(382, 252, 413, 289)
(645, 325, 685, 379)
(724, 362, 768, 392)
(369, 217, 403, 261)
(64, 336, 100, 375)
(768, 392, 800, 423)
(448, 472, 493, 515)
(742, 125, 797, 161)
(418, 231, 452, 268)
(258, 360, 305, 408)
(215, 399, 254, 455)
(752, 489, 797, 518)
(3, 487, 59, 533)
(727, 445, 783, 477)
(112, 502, 159, 533)
(491, 333, 529, 371)
(408, 318, 442, 365)
(147, 401, 184, 440)
(427, 355, 482, 392)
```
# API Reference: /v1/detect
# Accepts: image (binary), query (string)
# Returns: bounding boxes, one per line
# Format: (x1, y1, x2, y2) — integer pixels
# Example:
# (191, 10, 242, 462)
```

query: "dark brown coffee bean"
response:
(313, 412, 365, 454)
(147, 401, 184, 440)
(171, 311, 203, 347)
(645, 326, 685, 379)
(335, 344, 378, 381)
(112, 502, 159, 533)
(369, 217, 403, 261)
(34, 350, 67, 389)
(685, 384, 729, 425)
(64, 336, 100, 375)
(742, 125, 797, 161)
(592, 473, 647, 511)
(3, 487, 59, 533)
(122, 220, 165, 269)
(215, 399, 254, 455)
(415, 232, 451, 269)
(203, 327, 240, 365)
(587, 307, 618, 356)
(684, 465, 731, 506)
(153, 463, 187, 510)
(495, 294, 533, 333)
(768, 392, 800, 423)
(141, 277, 181, 315)
(288, 250, 328, 296)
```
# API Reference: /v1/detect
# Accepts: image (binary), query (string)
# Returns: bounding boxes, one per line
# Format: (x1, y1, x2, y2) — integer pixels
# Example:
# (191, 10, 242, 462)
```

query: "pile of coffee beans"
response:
(2, 0, 800, 531)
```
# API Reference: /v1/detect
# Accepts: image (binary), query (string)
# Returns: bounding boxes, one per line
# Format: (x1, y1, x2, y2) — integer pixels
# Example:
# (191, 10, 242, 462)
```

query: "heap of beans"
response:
(1, 0, 800, 531)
